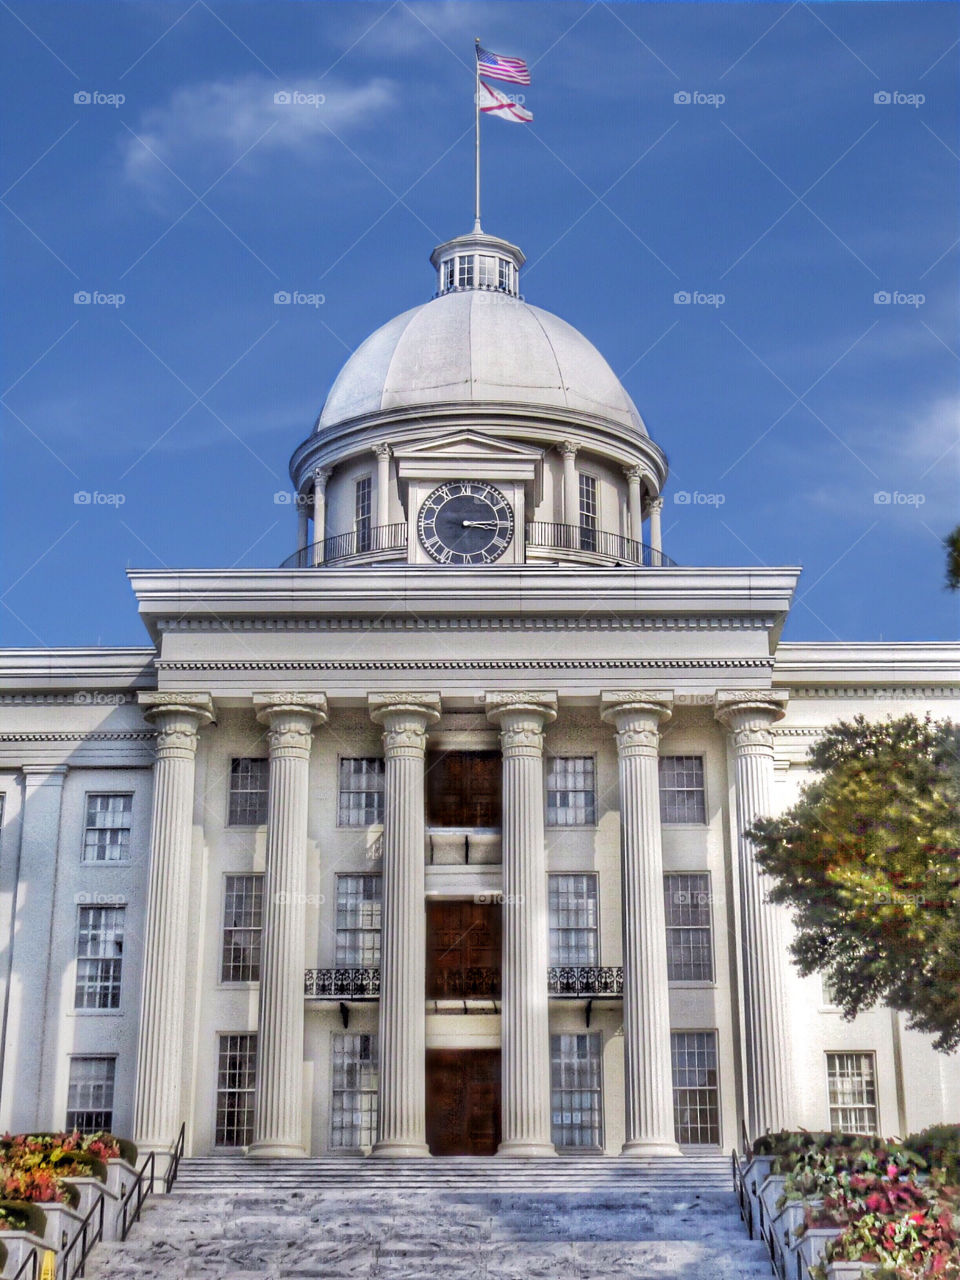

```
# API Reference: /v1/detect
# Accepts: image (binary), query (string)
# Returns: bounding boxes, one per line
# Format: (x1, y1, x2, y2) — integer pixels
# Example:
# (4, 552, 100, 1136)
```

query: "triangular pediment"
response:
(392, 430, 543, 463)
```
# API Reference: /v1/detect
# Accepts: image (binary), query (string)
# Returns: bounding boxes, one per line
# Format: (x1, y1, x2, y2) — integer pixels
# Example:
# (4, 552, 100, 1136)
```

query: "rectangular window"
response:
(664, 873, 713, 982)
(221, 875, 264, 983)
(355, 475, 372, 552)
(457, 255, 474, 288)
(66, 1057, 115, 1132)
(228, 758, 269, 826)
(551, 1033, 603, 1149)
(330, 1033, 378, 1149)
(335, 875, 382, 967)
(75, 906, 124, 1010)
(477, 254, 496, 287)
(82, 794, 132, 863)
(659, 756, 707, 824)
(546, 756, 596, 827)
(338, 758, 385, 826)
(498, 258, 511, 292)
(579, 473, 598, 552)
(671, 1031, 720, 1145)
(826, 1052, 878, 1134)
(215, 1034, 257, 1147)
(442, 259, 454, 291)
(549, 874, 599, 966)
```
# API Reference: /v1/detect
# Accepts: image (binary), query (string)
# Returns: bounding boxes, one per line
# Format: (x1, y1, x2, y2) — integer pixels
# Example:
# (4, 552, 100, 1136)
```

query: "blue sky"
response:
(1, 0, 957, 647)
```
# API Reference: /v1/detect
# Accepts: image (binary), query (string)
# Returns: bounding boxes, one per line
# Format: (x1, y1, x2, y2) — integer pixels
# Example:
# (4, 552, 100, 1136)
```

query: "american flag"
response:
(476, 44, 531, 85)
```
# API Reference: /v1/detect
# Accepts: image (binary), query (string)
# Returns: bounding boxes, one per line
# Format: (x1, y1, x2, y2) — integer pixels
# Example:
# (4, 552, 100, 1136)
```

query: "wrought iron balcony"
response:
(547, 966, 624, 997)
(304, 968, 380, 999)
(526, 523, 675, 567)
(428, 966, 501, 999)
(281, 522, 407, 568)
(304, 966, 624, 1000)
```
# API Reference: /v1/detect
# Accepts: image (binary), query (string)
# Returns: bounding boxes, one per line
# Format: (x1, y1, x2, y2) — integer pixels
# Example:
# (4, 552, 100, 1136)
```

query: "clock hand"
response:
(462, 520, 497, 529)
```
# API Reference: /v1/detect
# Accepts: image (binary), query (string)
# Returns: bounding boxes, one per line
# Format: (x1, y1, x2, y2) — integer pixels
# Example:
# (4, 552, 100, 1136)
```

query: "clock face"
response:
(417, 481, 514, 565)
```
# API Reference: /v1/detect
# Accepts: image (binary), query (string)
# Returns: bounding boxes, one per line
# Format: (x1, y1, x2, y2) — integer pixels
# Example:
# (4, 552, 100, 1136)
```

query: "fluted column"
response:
(601, 691, 680, 1157)
(248, 693, 327, 1157)
(369, 693, 441, 1157)
(311, 467, 330, 565)
(373, 442, 391, 528)
(296, 494, 309, 555)
(134, 693, 215, 1168)
(624, 466, 644, 543)
(486, 691, 558, 1157)
(715, 691, 792, 1138)
(559, 440, 579, 527)
(649, 497, 663, 565)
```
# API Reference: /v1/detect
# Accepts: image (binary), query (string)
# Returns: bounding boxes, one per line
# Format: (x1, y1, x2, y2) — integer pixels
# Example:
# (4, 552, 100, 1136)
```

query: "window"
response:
(335, 875, 382, 967)
(477, 254, 496, 287)
(82, 794, 132, 862)
(826, 1052, 878, 1134)
(355, 475, 372, 552)
(579, 473, 598, 551)
(75, 906, 124, 1010)
(66, 1057, 115, 1132)
(659, 756, 707, 824)
(498, 258, 512, 292)
(551, 1033, 603, 1149)
(442, 258, 454, 291)
(426, 750, 501, 828)
(546, 756, 596, 827)
(549, 874, 599, 966)
(228, 758, 268, 826)
(457, 255, 474, 288)
(821, 975, 841, 1008)
(338, 758, 385, 826)
(671, 1031, 720, 1145)
(664, 873, 713, 982)
(330, 1033, 378, 1149)
(215, 1034, 257, 1147)
(221, 875, 263, 982)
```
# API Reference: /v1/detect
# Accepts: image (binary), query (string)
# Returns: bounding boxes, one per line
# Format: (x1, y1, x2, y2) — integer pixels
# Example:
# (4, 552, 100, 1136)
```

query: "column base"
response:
(370, 1141, 431, 1158)
(620, 1140, 684, 1158)
(497, 1141, 558, 1158)
(246, 1141, 306, 1159)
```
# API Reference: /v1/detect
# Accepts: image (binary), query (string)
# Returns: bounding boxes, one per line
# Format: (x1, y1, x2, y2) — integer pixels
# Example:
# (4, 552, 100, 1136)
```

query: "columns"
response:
(559, 440, 579, 528)
(369, 693, 441, 1157)
(248, 693, 327, 1157)
(648, 497, 663, 565)
(714, 691, 792, 1138)
(601, 691, 680, 1156)
(373, 443, 391, 528)
(485, 691, 558, 1157)
(624, 466, 644, 544)
(296, 493, 309, 557)
(311, 467, 331, 566)
(134, 694, 214, 1166)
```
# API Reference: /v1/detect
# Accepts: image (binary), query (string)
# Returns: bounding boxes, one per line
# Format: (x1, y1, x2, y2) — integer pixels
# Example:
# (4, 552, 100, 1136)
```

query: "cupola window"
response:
(478, 254, 497, 288)
(457, 255, 474, 288)
(442, 258, 455, 291)
(498, 258, 512, 292)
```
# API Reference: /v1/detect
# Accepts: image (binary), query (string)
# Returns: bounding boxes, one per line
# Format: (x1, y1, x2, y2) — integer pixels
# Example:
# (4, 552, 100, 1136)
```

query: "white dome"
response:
(316, 290, 647, 435)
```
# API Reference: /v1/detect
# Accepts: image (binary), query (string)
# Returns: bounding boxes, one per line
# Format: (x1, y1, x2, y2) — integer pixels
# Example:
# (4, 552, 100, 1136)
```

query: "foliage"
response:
(946, 526, 960, 592)
(747, 715, 960, 1051)
(904, 1127, 960, 1186)
(780, 1146, 927, 1206)
(0, 1167, 77, 1206)
(0, 1199, 48, 1235)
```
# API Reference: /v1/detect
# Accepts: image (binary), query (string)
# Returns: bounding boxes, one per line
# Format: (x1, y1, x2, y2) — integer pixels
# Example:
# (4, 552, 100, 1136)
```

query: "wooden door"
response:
(426, 751, 502, 828)
(426, 899, 501, 998)
(426, 1050, 501, 1156)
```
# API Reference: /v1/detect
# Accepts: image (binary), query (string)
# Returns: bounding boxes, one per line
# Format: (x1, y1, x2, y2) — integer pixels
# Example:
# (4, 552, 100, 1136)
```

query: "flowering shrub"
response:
(904, 1126, 960, 1187)
(0, 1167, 77, 1207)
(781, 1149, 928, 1208)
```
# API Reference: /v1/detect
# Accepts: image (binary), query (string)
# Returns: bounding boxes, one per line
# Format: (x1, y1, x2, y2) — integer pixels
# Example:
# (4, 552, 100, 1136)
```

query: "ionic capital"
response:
(139, 693, 215, 758)
(648, 496, 664, 514)
(714, 690, 788, 752)
(558, 439, 580, 461)
(313, 466, 332, 494)
(369, 693, 441, 757)
(254, 693, 328, 758)
(624, 465, 644, 485)
(373, 441, 391, 461)
(485, 691, 557, 756)
(601, 690, 672, 756)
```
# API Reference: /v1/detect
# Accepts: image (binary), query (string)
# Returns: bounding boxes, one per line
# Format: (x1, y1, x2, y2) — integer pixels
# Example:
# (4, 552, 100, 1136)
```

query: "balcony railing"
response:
(526, 523, 675, 567)
(304, 966, 624, 999)
(281, 522, 407, 568)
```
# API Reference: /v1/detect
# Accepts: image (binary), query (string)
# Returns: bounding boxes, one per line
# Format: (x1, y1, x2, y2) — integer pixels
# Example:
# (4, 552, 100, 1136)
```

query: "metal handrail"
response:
(281, 522, 407, 568)
(547, 966, 624, 996)
(732, 1147, 754, 1239)
(58, 1192, 104, 1280)
(526, 522, 676, 567)
(119, 1151, 155, 1241)
(164, 1122, 186, 1194)
(12, 1250, 38, 1280)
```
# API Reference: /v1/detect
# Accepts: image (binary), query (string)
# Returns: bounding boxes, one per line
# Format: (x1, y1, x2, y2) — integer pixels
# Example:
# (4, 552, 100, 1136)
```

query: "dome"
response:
(316, 289, 647, 436)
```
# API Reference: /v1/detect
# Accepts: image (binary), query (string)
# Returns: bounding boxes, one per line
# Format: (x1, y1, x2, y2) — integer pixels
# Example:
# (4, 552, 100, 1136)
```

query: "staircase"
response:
(86, 1154, 769, 1279)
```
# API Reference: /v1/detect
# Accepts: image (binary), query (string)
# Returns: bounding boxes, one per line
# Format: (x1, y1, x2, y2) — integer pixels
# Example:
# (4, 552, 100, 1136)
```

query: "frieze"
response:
(0, 731, 156, 742)
(155, 657, 774, 672)
(779, 686, 960, 699)
(154, 615, 777, 633)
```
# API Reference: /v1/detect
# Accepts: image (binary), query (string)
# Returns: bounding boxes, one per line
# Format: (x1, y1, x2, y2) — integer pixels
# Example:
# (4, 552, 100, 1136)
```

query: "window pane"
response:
(75, 907, 124, 1010)
(659, 756, 706, 824)
(335, 875, 382, 966)
(546, 757, 596, 827)
(356, 476, 372, 551)
(221, 875, 264, 982)
(826, 1052, 878, 1135)
(551, 1033, 603, 1148)
(331, 1034, 379, 1149)
(671, 1031, 720, 1145)
(82, 794, 132, 862)
(498, 258, 511, 292)
(338, 758, 385, 826)
(477, 255, 496, 287)
(228, 758, 269, 826)
(216, 1034, 257, 1147)
(579, 474, 598, 552)
(457, 255, 474, 288)
(549, 874, 599, 966)
(66, 1057, 115, 1132)
(664, 874, 713, 981)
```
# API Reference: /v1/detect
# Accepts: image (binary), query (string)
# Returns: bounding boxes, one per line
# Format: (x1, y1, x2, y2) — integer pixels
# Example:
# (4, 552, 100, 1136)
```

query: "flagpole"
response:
(474, 37, 481, 231)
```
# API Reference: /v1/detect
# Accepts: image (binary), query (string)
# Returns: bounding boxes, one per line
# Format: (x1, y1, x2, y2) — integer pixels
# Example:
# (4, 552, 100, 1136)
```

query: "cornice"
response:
(153, 615, 778, 634)
(155, 657, 774, 672)
(0, 731, 155, 743)
(780, 685, 960, 699)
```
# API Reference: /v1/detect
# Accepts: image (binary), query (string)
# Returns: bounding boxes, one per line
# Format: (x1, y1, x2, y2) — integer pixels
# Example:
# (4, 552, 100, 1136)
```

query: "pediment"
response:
(393, 430, 542, 501)
(392, 431, 543, 463)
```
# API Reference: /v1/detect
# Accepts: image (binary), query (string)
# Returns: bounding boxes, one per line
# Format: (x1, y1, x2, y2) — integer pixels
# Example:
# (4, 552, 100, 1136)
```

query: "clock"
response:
(417, 481, 514, 565)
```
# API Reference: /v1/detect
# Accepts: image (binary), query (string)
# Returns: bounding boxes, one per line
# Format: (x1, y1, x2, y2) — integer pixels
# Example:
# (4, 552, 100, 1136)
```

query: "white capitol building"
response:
(1, 222, 957, 1169)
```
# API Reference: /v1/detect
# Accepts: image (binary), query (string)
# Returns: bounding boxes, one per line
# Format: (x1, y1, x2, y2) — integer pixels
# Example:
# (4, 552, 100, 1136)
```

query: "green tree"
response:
(946, 525, 960, 591)
(747, 715, 960, 1051)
